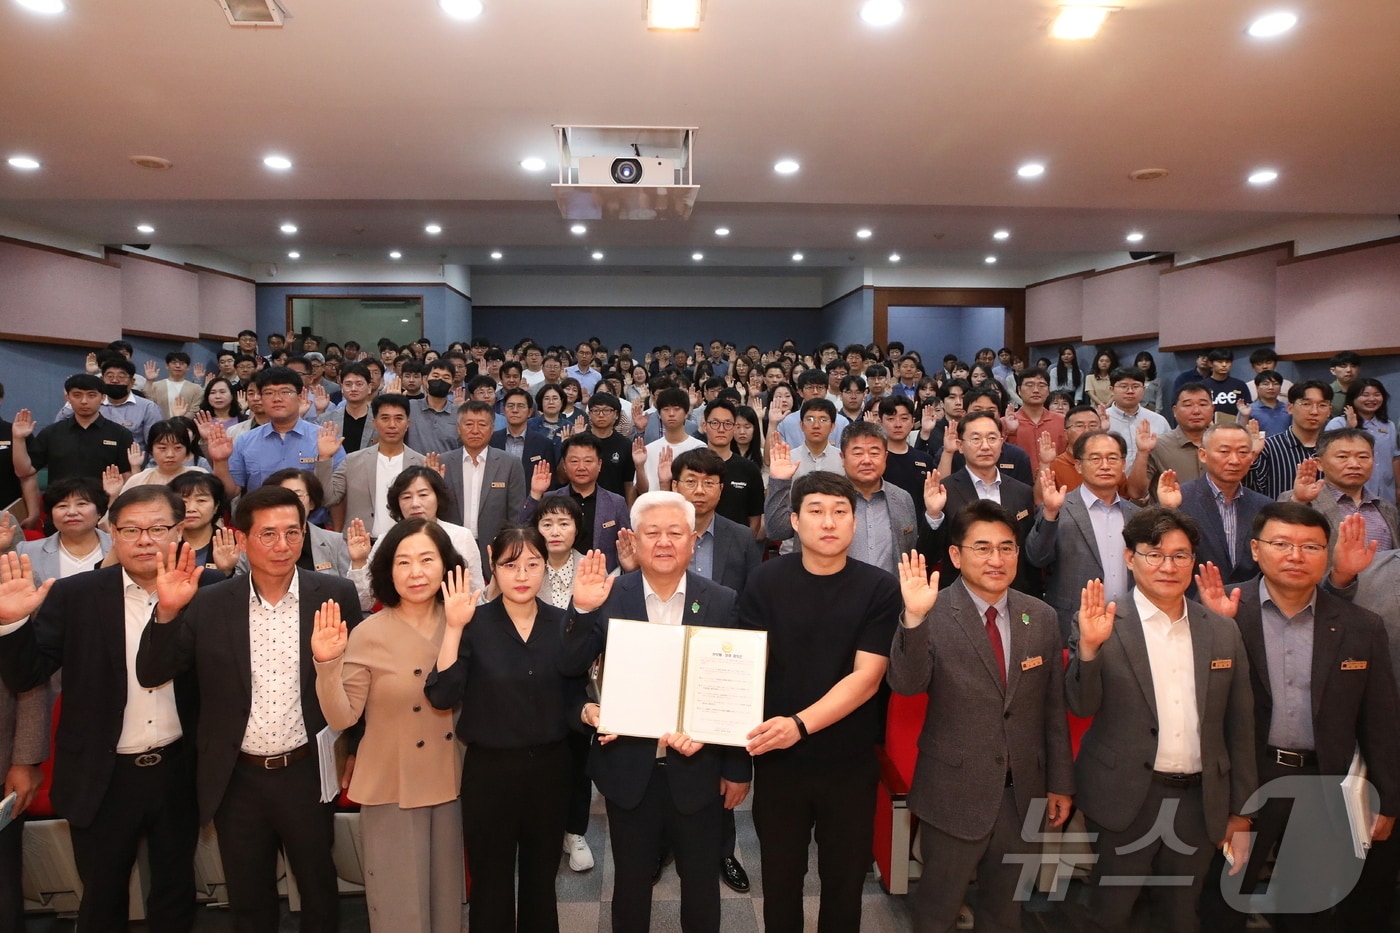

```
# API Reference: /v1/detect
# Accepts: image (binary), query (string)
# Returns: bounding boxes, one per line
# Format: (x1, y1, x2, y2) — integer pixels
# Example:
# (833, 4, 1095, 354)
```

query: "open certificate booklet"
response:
(597, 619, 767, 747)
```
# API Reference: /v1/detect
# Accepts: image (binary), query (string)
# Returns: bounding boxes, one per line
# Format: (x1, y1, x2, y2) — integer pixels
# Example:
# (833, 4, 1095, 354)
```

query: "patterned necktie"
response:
(985, 605, 1006, 688)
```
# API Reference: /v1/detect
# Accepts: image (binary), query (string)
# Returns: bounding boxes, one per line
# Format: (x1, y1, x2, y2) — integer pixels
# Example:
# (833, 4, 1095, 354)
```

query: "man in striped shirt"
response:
(1247, 380, 1333, 500)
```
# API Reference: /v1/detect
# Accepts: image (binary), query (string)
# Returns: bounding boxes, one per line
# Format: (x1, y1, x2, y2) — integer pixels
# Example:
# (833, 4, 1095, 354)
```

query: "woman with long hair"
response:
(1050, 343, 1084, 397)
(1134, 351, 1161, 412)
(200, 376, 243, 427)
(1326, 377, 1399, 503)
(732, 405, 766, 472)
(1083, 347, 1119, 407)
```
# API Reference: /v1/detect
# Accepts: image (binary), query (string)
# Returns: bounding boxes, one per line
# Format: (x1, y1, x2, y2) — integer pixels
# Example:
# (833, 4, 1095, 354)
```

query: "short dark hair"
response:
(963, 385, 1006, 416)
(100, 357, 136, 377)
(386, 466, 453, 521)
(839, 375, 866, 393)
(489, 524, 547, 570)
(1122, 506, 1201, 552)
(466, 375, 497, 396)
(531, 491, 584, 527)
(957, 410, 1002, 439)
(233, 485, 305, 532)
(371, 393, 411, 418)
(169, 471, 227, 519)
(264, 467, 325, 511)
(1248, 348, 1278, 367)
(790, 471, 857, 513)
(1251, 501, 1330, 540)
(253, 366, 303, 393)
(703, 398, 737, 421)
(655, 387, 690, 412)
(1073, 430, 1127, 460)
(1206, 348, 1235, 363)
(1316, 427, 1375, 456)
(369, 518, 466, 608)
(1173, 381, 1212, 405)
(340, 362, 372, 384)
(798, 397, 837, 421)
(839, 419, 886, 452)
(559, 432, 603, 460)
(796, 369, 828, 391)
(1329, 351, 1362, 368)
(1289, 380, 1334, 404)
(108, 485, 183, 528)
(1015, 368, 1049, 389)
(1108, 366, 1145, 387)
(878, 395, 916, 418)
(939, 378, 970, 402)
(146, 418, 197, 456)
(671, 447, 726, 481)
(165, 352, 191, 366)
(501, 386, 533, 410)
(65, 373, 106, 394)
(1254, 369, 1284, 386)
(43, 476, 108, 516)
(949, 499, 1018, 546)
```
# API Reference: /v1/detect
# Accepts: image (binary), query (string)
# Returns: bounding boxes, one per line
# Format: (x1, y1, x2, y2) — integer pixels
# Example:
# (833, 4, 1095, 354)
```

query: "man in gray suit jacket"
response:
(889, 499, 1074, 932)
(1066, 507, 1256, 933)
(1026, 430, 1141, 639)
(316, 394, 423, 536)
(442, 401, 526, 570)
(1280, 426, 1400, 554)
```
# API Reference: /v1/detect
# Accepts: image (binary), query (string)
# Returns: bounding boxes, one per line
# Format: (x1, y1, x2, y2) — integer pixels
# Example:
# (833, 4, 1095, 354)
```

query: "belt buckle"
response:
(1276, 749, 1305, 768)
(134, 752, 163, 767)
(263, 753, 290, 770)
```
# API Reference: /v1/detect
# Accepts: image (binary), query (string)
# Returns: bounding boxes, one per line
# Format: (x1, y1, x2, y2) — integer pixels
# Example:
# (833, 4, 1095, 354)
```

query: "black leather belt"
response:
(238, 744, 312, 770)
(1268, 746, 1317, 768)
(1152, 770, 1202, 787)
(117, 738, 182, 768)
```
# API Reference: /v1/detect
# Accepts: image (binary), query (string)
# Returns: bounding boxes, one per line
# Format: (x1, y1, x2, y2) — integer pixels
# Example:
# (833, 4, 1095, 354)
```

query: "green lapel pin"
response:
(1021, 612, 1031, 625)
(691, 601, 701, 614)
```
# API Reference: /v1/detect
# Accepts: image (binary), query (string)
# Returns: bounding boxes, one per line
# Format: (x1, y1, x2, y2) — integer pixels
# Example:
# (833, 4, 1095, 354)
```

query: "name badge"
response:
(1211, 659, 1233, 670)
(1000, 462, 1016, 471)
(602, 520, 616, 529)
(490, 481, 506, 488)
(0, 441, 9, 449)
(315, 561, 333, 571)
(299, 456, 317, 463)
(1020, 655, 1044, 671)
(902, 525, 915, 535)
(528, 455, 542, 463)
(103, 439, 118, 446)
(1341, 660, 1368, 671)
(1016, 509, 1029, 521)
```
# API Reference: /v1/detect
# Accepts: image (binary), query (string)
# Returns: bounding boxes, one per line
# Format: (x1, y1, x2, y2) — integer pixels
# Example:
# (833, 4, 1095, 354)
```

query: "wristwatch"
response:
(791, 713, 809, 741)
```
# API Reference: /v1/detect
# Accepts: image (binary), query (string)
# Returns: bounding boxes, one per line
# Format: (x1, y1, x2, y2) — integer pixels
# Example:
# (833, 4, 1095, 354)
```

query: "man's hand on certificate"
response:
(582, 702, 619, 745)
(660, 732, 704, 757)
(746, 716, 800, 755)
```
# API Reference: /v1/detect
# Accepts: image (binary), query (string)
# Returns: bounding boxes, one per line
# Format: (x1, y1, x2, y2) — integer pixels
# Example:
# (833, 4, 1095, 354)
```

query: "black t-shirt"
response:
(27, 414, 133, 483)
(589, 431, 635, 497)
(883, 447, 933, 512)
(716, 452, 765, 527)
(739, 554, 901, 763)
(341, 412, 369, 453)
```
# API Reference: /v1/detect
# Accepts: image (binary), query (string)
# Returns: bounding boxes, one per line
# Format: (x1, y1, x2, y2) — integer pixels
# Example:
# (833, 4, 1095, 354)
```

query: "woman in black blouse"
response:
(424, 525, 579, 933)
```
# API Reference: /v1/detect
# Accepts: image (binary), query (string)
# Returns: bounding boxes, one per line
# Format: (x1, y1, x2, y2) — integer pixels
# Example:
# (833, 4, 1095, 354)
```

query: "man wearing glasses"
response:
(776, 370, 850, 449)
(0, 486, 224, 930)
(490, 387, 557, 475)
(697, 399, 764, 537)
(1247, 380, 1335, 501)
(137, 484, 362, 933)
(1026, 430, 1142, 640)
(1066, 506, 1256, 933)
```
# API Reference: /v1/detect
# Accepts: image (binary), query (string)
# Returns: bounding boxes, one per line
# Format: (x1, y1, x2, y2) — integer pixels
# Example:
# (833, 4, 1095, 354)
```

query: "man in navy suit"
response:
(1156, 422, 1274, 588)
(490, 386, 557, 475)
(566, 491, 750, 933)
(519, 433, 631, 572)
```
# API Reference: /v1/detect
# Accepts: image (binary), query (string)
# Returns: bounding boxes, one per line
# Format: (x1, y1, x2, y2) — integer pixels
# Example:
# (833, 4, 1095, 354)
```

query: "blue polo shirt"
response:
(228, 419, 346, 492)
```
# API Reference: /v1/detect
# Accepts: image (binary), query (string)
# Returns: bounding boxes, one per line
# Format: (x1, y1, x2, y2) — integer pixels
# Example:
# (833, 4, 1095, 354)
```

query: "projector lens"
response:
(611, 159, 642, 184)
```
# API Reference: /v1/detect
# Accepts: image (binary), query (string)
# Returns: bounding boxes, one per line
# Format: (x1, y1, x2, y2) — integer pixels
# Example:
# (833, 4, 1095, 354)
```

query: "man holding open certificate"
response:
(564, 491, 751, 933)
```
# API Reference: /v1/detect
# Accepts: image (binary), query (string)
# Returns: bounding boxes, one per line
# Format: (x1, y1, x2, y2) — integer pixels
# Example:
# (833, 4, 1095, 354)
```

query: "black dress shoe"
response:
(721, 856, 750, 893)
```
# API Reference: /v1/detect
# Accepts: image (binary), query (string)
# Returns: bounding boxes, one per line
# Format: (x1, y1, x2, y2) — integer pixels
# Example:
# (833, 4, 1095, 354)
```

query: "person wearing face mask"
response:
(405, 363, 463, 456)
(56, 356, 163, 458)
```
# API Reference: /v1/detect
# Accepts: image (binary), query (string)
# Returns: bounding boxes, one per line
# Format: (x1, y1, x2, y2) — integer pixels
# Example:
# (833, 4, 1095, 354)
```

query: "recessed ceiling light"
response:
(15, 0, 65, 13)
(993, 229, 1011, 240)
(389, 251, 402, 260)
(1248, 169, 1279, 185)
(774, 160, 800, 175)
(985, 255, 998, 264)
(1017, 162, 1045, 178)
(791, 252, 804, 262)
(263, 154, 292, 171)
(519, 157, 547, 172)
(714, 227, 730, 236)
(424, 223, 442, 235)
(647, 0, 702, 30)
(859, 0, 903, 27)
(7, 156, 40, 171)
(279, 222, 298, 234)
(490, 251, 503, 260)
(401, 318, 410, 323)
(692, 252, 704, 261)
(570, 224, 587, 235)
(287, 251, 301, 260)
(439, 0, 483, 20)
(856, 228, 873, 239)
(888, 253, 901, 263)
(1050, 4, 1119, 40)
(1248, 11, 1297, 37)
(1125, 231, 1145, 243)
(135, 224, 155, 235)
(591, 251, 605, 260)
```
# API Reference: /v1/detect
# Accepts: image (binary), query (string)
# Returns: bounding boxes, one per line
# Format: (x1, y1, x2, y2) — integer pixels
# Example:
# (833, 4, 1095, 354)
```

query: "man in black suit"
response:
(1198, 502, 1400, 931)
(925, 410, 1039, 594)
(138, 485, 363, 933)
(490, 386, 557, 474)
(0, 485, 223, 932)
(567, 491, 750, 933)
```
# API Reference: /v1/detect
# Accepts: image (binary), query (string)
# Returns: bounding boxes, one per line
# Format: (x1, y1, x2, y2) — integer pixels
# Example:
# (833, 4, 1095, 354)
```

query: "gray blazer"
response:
(1065, 595, 1257, 842)
(15, 531, 113, 583)
(1024, 491, 1140, 639)
(764, 476, 920, 574)
(888, 582, 1074, 840)
(1280, 485, 1400, 560)
(442, 447, 526, 565)
(316, 444, 426, 531)
(1356, 549, 1400, 689)
(707, 513, 762, 597)
(319, 405, 379, 450)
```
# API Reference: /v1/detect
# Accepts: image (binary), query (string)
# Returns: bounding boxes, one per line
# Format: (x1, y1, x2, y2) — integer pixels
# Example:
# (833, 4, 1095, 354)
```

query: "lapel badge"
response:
(1021, 612, 1031, 625)
(690, 601, 701, 614)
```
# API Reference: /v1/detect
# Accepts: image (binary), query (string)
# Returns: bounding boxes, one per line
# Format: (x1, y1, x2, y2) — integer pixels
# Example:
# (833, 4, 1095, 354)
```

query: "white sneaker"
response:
(563, 833, 594, 872)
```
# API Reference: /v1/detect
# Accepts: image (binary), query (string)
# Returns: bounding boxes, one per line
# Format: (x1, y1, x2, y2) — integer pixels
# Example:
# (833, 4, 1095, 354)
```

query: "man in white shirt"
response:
(521, 343, 547, 389)
(643, 388, 705, 492)
(146, 352, 206, 420)
(1105, 367, 1169, 470)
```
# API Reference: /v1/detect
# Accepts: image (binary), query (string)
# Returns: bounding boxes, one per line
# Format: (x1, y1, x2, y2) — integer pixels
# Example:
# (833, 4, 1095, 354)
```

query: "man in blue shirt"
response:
(208, 367, 346, 498)
(565, 342, 603, 397)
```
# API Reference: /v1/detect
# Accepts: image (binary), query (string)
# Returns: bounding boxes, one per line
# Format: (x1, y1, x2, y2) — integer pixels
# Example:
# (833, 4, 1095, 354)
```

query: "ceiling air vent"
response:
(216, 0, 285, 27)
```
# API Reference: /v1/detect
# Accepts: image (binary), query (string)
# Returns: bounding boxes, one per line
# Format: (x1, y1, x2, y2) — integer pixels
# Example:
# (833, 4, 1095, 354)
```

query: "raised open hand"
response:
(312, 385, 330, 415)
(1331, 512, 1379, 586)
(212, 528, 240, 573)
(127, 442, 145, 473)
(897, 551, 940, 621)
(922, 468, 947, 517)
(1194, 562, 1241, 619)
(193, 362, 206, 382)
(1135, 419, 1158, 456)
(101, 465, 125, 502)
(441, 565, 482, 630)
(615, 528, 639, 572)
(571, 549, 615, 613)
(345, 519, 371, 564)
(171, 395, 189, 418)
(310, 599, 348, 662)
(631, 435, 648, 471)
(768, 437, 796, 481)
(0, 553, 55, 625)
(204, 422, 233, 462)
(1156, 468, 1183, 508)
(85, 352, 99, 374)
(317, 422, 343, 461)
(1037, 431, 1058, 469)
(144, 360, 160, 382)
(942, 420, 960, 457)
(921, 403, 939, 436)
(11, 410, 34, 441)
(452, 385, 466, 407)
(0, 513, 16, 553)
(1292, 458, 1325, 504)
(297, 391, 312, 419)
(529, 459, 553, 499)
(153, 541, 200, 620)
(657, 445, 674, 489)
(1038, 466, 1068, 515)
(1076, 578, 1117, 656)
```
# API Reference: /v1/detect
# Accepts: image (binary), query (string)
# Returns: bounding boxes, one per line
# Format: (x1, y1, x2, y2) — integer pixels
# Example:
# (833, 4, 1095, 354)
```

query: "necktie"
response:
(985, 606, 1006, 689)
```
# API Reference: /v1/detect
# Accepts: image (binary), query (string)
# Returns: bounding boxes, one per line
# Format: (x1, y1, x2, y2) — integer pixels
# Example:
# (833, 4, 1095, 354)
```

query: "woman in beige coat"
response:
(311, 517, 479, 933)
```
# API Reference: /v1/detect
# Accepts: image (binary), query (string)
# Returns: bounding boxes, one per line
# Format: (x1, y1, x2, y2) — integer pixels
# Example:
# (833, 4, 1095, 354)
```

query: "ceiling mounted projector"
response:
(552, 125, 699, 220)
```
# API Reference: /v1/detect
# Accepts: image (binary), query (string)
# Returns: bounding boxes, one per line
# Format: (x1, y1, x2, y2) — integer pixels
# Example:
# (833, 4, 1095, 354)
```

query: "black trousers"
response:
(461, 741, 569, 933)
(752, 752, 879, 933)
(0, 812, 21, 933)
(565, 729, 593, 837)
(68, 741, 199, 933)
(212, 752, 338, 933)
(606, 761, 723, 933)
(1337, 833, 1400, 931)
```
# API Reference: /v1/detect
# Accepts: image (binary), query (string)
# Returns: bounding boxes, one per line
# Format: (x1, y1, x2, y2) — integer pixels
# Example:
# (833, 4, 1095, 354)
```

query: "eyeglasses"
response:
(803, 416, 832, 425)
(503, 402, 531, 411)
(704, 420, 735, 430)
(1255, 539, 1328, 557)
(261, 388, 299, 400)
(113, 524, 177, 542)
(677, 477, 722, 492)
(1133, 550, 1196, 568)
(1294, 400, 1331, 410)
(1081, 454, 1124, 465)
(958, 543, 1018, 558)
(252, 529, 306, 548)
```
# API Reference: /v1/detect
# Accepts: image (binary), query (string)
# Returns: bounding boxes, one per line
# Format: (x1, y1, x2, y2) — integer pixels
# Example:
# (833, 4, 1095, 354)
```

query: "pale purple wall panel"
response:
(1025, 275, 1084, 344)
(197, 271, 255, 337)
(0, 241, 122, 343)
(121, 255, 199, 337)
(1082, 261, 1162, 343)
(1276, 240, 1400, 356)
(1159, 246, 1289, 349)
